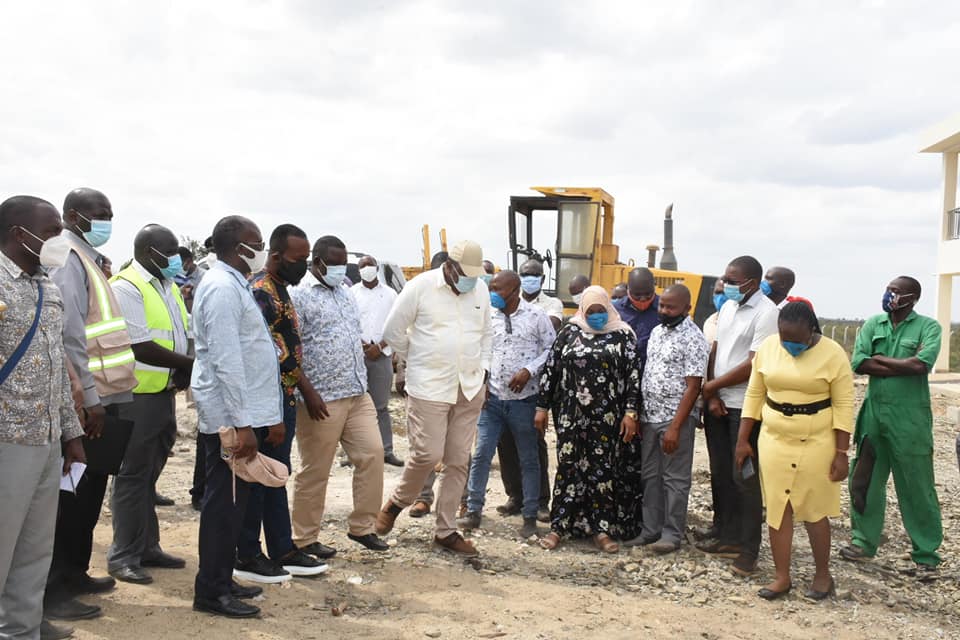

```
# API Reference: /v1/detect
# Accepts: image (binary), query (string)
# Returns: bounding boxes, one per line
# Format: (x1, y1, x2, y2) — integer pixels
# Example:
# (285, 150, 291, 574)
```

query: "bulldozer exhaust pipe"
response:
(660, 203, 678, 271)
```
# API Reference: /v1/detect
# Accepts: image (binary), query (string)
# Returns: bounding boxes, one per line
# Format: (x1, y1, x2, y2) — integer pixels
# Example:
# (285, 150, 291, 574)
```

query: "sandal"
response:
(539, 532, 561, 550)
(593, 534, 619, 554)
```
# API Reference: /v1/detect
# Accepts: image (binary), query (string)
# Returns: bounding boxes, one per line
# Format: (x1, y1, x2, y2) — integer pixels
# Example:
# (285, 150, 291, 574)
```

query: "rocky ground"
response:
(67, 382, 960, 639)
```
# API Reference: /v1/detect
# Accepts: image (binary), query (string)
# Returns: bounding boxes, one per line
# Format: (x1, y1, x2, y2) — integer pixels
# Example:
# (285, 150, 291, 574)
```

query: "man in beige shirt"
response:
(376, 240, 492, 557)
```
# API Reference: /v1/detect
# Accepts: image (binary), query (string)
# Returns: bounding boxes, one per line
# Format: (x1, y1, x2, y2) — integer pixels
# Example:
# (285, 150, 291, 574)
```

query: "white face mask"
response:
(572, 292, 584, 305)
(237, 242, 267, 274)
(359, 265, 379, 283)
(19, 227, 71, 269)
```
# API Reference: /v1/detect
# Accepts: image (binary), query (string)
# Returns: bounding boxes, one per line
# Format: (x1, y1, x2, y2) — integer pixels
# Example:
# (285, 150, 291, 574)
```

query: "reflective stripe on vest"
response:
(112, 265, 189, 394)
(68, 242, 138, 397)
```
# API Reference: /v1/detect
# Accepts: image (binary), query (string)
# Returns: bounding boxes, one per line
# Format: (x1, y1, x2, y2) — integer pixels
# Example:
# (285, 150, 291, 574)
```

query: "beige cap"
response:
(448, 240, 484, 277)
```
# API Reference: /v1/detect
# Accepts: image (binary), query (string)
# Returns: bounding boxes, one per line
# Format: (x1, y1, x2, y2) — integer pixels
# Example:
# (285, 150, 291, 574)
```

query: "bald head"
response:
(611, 283, 628, 301)
(63, 187, 113, 241)
(134, 224, 179, 279)
(490, 269, 521, 313)
(491, 269, 520, 289)
(627, 267, 656, 302)
(569, 274, 591, 296)
(658, 284, 692, 322)
(519, 259, 544, 277)
(764, 266, 796, 304)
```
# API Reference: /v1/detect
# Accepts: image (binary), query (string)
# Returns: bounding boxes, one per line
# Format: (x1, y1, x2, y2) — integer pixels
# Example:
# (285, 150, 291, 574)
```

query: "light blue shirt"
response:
(290, 270, 367, 402)
(190, 261, 282, 433)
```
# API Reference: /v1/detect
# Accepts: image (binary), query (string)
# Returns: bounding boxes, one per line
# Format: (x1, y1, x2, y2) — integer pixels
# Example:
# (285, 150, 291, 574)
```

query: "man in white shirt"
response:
(497, 258, 562, 519)
(351, 255, 403, 467)
(376, 240, 492, 557)
(699, 255, 779, 577)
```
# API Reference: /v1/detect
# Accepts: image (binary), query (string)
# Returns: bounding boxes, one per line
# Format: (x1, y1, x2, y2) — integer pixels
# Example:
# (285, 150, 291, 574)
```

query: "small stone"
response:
(425, 631, 441, 638)
(347, 576, 363, 585)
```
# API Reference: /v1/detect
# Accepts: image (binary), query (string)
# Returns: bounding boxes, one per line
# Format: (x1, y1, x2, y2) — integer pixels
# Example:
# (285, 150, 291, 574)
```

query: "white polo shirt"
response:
(714, 292, 779, 409)
(350, 281, 398, 357)
(526, 291, 564, 322)
(382, 268, 492, 404)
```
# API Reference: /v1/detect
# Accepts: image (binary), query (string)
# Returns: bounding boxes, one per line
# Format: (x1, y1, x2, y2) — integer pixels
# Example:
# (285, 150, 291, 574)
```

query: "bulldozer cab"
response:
(508, 187, 609, 306)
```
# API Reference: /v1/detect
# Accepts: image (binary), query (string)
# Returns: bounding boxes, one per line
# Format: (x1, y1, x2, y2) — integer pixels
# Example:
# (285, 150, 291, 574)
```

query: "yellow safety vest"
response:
(112, 265, 189, 394)
(65, 238, 138, 397)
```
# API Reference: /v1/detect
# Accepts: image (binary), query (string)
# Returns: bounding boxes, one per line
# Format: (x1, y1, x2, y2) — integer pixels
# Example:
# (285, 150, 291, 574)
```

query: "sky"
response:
(1, 0, 959, 319)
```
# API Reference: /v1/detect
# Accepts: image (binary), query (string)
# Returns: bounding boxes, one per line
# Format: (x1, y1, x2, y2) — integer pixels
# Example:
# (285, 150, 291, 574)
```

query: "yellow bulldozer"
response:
(508, 186, 717, 324)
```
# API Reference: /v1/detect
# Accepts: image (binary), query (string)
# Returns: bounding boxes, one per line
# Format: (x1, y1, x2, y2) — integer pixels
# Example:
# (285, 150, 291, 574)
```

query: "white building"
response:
(920, 114, 960, 371)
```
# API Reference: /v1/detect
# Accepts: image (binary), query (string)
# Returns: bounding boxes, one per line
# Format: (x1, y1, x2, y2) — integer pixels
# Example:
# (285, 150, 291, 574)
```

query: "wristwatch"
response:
(624, 410, 638, 420)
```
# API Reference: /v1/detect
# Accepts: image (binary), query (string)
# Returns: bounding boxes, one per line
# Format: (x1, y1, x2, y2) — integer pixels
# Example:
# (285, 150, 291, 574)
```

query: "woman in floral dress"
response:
(535, 286, 642, 553)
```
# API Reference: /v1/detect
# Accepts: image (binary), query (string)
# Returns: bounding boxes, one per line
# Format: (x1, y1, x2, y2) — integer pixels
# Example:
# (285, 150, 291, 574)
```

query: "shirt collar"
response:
(61, 230, 102, 261)
(0, 250, 45, 280)
(214, 260, 252, 289)
(132, 258, 163, 287)
(879, 310, 918, 326)
(737, 291, 764, 309)
(301, 268, 341, 293)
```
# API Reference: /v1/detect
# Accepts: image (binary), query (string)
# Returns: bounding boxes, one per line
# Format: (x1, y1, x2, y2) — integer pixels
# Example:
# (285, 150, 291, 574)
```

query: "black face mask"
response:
(658, 312, 685, 328)
(277, 258, 308, 285)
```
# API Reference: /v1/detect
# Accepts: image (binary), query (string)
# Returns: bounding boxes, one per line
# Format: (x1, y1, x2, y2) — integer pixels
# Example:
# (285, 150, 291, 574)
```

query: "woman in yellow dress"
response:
(735, 302, 854, 601)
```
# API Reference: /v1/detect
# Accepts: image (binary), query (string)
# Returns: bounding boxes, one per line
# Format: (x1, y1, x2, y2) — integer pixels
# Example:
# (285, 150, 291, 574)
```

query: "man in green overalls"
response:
(842, 276, 942, 576)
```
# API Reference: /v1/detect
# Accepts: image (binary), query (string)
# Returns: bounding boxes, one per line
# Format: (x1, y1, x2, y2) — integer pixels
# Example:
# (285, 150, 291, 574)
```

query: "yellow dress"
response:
(742, 335, 854, 529)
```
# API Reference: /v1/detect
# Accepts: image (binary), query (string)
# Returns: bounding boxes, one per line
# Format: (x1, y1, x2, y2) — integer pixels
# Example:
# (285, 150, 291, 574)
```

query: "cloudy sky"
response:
(2, 1, 958, 318)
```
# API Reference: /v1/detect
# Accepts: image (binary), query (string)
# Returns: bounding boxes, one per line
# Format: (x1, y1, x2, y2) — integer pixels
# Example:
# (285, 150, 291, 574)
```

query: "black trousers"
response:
(47, 405, 119, 593)
(195, 432, 250, 601)
(704, 408, 762, 559)
(190, 431, 206, 502)
(498, 428, 550, 508)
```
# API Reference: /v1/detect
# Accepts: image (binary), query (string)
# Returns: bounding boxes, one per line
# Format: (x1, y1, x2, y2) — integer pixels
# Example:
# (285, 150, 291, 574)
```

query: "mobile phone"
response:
(741, 458, 756, 480)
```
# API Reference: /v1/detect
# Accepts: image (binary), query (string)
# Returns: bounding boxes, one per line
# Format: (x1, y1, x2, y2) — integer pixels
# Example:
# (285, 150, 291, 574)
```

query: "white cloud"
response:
(1, 0, 959, 318)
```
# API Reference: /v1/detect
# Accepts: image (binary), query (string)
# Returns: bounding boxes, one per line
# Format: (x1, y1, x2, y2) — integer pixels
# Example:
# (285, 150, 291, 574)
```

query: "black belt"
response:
(766, 397, 831, 417)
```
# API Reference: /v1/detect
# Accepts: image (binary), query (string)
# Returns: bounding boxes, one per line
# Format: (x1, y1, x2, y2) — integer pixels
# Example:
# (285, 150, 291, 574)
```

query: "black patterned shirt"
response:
(251, 272, 303, 394)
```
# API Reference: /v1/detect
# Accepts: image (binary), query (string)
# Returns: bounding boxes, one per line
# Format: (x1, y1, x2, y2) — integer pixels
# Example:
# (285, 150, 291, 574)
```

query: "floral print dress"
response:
(538, 324, 643, 540)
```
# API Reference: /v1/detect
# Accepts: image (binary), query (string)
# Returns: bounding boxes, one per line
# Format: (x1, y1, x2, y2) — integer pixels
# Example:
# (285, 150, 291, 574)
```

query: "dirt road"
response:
(67, 387, 960, 639)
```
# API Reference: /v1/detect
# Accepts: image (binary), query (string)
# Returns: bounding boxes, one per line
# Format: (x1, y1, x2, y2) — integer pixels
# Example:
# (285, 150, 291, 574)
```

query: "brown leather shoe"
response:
(457, 502, 469, 518)
(376, 501, 402, 536)
(408, 501, 431, 518)
(433, 532, 479, 558)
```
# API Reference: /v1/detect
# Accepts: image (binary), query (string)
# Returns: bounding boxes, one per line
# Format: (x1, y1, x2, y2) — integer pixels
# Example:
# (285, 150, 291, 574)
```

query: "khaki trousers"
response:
(292, 394, 384, 545)
(391, 387, 485, 538)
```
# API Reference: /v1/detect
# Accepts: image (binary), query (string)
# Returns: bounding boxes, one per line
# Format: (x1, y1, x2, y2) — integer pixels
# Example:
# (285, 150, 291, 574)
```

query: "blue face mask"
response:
(455, 275, 477, 293)
(480, 274, 493, 285)
(520, 275, 542, 295)
(723, 283, 745, 303)
(760, 280, 773, 296)
(321, 264, 348, 288)
(151, 247, 182, 280)
(77, 214, 112, 248)
(782, 340, 809, 357)
(586, 312, 608, 331)
(490, 292, 506, 309)
(713, 292, 728, 312)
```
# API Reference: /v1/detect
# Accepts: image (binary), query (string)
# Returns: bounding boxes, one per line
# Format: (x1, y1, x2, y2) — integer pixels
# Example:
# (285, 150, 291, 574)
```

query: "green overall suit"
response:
(849, 311, 942, 566)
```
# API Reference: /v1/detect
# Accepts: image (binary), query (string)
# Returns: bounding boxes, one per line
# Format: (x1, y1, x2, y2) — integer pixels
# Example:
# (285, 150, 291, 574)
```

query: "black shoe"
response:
(230, 580, 263, 599)
(40, 620, 74, 640)
(536, 507, 551, 523)
(495, 499, 521, 516)
(384, 453, 405, 467)
(278, 549, 329, 577)
(348, 532, 390, 551)
(913, 563, 940, 583)
(193, 594, 260, 618)
(141, 551, 186, 569)
(191, 496, 203, 512)
(109, 566, 154, 585)
(233, 553, 291, 584)
(456, 511, 481, 530)
(155, 493, 175, 506)
(64, 573, 116, 595)
(519, 517, 539, 538)
(804, 579, 835, 601)
(44, 597, 102, 621)
(339, 458, 353, 468)
(299, 542, 337, 560)
(758, 584, 793, 601)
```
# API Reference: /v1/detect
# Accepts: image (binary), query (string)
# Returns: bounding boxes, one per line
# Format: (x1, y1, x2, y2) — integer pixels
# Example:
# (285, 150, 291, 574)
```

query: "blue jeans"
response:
(466, 394, 540, 518)
(237, 390, 296, 561)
